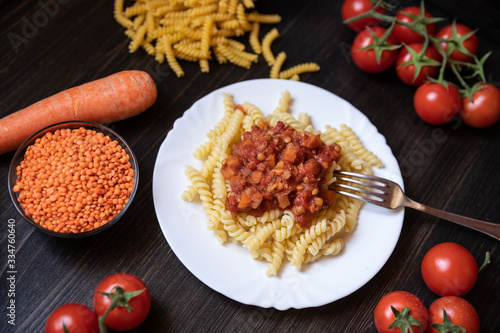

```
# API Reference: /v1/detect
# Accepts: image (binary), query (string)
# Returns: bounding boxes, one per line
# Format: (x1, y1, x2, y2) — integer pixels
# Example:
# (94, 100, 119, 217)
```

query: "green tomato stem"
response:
(450, 61, 470, 90)
(97, 292, 123, 333)
(97, 286, 146, 333)
(479, 251, 491, 273)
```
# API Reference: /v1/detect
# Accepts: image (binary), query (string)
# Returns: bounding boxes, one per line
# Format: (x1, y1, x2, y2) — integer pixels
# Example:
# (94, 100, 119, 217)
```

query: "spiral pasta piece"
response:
(273, 224, 299, 242)
(290, 219, 329, 268)
(280, 211, 295, 229)
(215, 225, 228, 244)
(338, 146, 364, 171)
(339, 124, 383, 168)
(241, 102, 265, 129)
(200, 16, 213, 59)
(129, 24, 148, 52)
(246, 12, 282, 24)
(114, 0, 134, 28)
(184, 165, 213, 213)
(279, 62, 320, 79)
(303, 238, 344, 264)
(124, 2, 148, 18)
(207, 197, 224, 230)
(307, 210, 346, 256)
(270, 51, 287, 79)
(269, 110, 303, 131)
(193, 141, 212, 160)
(216, 109, 244, 154)
(226, 0, 238, 15)
(297, 112, 310, 129)
(321, 125, 349, 147)
(249, 22, 261, 54)
(261, 28, 279, 66)
(244, 219, 281, 252)
(217, 43, 252, 69)
(211, 167, 227, 200)
(164, 38, 185, 77)
(236, 3, 253, 30)
(256, 209, 282, 223)
(344, 197, 363, 233)
(221, 211, 252, 243)
(273, 90, 290, 114)
(322, 238, 344, 256)
(266, 239, 285, 276)
(181, 185, 197, 201)
(133, 15, 146, 30)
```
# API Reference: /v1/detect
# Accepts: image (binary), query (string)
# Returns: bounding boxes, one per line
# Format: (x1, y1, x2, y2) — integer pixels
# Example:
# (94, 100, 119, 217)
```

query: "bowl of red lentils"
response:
(8, 121, 139, 237)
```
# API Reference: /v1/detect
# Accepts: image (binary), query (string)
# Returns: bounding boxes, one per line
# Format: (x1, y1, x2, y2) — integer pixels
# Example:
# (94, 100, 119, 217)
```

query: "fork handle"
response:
(404, 198, 500, 241)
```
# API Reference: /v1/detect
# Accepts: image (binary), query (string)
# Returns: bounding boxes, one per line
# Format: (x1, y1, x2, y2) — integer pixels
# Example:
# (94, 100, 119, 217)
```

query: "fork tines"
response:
(329, 171, 388, 205)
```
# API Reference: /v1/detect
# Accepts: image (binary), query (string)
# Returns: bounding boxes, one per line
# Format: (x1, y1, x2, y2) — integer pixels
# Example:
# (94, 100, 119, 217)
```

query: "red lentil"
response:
(13, 127, 135, 233)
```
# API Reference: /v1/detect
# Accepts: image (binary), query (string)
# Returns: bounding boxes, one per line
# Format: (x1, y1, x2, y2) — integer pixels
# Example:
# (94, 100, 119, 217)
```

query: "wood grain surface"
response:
(1, 0, 499, 332)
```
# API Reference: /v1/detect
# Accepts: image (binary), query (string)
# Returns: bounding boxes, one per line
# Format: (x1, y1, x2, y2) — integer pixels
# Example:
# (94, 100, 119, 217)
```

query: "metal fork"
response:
(330, 171, 500, 241)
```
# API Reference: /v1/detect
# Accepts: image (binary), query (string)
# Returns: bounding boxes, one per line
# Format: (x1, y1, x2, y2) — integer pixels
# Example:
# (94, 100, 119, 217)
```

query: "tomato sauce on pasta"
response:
(221, 120, 341, 227)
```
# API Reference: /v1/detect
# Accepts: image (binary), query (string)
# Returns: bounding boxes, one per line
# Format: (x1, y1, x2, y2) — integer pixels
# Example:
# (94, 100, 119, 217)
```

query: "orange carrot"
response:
(0, 70, 157, 155)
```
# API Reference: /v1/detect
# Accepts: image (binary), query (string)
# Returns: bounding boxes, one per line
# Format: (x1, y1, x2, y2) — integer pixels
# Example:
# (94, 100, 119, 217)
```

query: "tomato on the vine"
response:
(342, 0, 385, 32)
(395, 43, 440, 86)
(351, 27, 399, 73)
(94, 273, 151, 331)
(421, 242, 478, 296)
(393, 6, 436, 44)
(374, 291, 428, 333)
(427, 296, 480, 333)
(413, 82, 461, 124)
(44, 303, 99, 333)
(436, 23, 478, 63)
(460, 83, 500, 128)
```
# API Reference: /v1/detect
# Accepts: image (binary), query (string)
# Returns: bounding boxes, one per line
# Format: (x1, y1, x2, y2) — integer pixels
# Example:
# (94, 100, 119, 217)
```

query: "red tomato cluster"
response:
(44, 273, 150, 333)
(342, 0, 500, 128)
(373, 242, 483, 333)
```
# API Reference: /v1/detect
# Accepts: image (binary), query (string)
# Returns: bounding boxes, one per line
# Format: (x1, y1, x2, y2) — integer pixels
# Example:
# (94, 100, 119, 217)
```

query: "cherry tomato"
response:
(413, 82, 461, 125)
(45, 303, 99, 333)
(342, 0, 385, 32)
(94, 273, 151, 331)
(421, 242, 478, 296)
(436, 23, 478, 63)
(351, 27, 399, 73)
(395, 43, 440, 86)
(460, 83, 500, 128)
(374, 291, 428, 333)
(427, 296, 480, 333)
(393, 6, 436, 44)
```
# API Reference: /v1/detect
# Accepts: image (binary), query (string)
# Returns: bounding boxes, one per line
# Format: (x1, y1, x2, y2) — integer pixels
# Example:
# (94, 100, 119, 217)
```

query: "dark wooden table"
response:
(1, 0, 499, 332)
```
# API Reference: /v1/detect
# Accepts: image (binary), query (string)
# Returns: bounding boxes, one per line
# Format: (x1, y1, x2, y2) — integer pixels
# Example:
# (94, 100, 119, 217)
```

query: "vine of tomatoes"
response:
(342, 0, 500, 128)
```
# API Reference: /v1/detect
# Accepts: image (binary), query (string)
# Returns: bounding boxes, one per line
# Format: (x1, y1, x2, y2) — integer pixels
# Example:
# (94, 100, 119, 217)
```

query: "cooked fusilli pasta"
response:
(182, 91, 380, 276)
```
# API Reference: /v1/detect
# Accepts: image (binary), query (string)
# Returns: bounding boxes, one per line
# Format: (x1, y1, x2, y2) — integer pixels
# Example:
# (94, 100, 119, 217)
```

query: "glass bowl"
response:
(8, 121, 139, 238)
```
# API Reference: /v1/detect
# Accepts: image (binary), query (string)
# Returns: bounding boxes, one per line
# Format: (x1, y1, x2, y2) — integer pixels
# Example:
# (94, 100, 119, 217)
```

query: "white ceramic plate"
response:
(152, 79, 404, 310)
